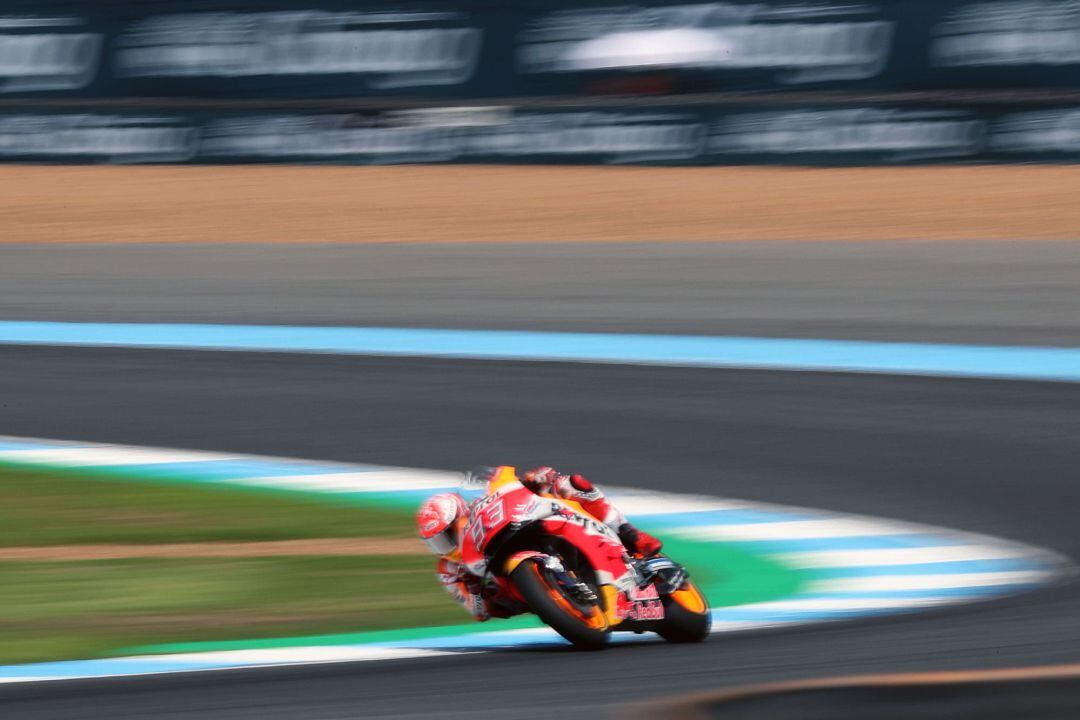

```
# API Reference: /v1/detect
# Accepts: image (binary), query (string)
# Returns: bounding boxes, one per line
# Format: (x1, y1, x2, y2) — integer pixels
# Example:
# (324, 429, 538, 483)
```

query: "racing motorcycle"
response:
(460, 468, 710, 649)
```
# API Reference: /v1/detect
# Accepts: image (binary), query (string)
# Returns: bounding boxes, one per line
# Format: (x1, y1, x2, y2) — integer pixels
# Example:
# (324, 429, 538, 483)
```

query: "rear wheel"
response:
(657, 579, 711, 643)
(510, 558, 609, 650)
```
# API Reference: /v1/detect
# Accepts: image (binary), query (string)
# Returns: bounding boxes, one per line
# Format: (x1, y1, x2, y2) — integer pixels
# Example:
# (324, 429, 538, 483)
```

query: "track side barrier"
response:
(1, 101, 1079, 164)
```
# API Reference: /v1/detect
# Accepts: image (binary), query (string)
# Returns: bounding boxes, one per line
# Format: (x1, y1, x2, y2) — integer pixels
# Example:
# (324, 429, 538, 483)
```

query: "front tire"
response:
(510, 558, 609, 650)
(657, 580, 711, 643)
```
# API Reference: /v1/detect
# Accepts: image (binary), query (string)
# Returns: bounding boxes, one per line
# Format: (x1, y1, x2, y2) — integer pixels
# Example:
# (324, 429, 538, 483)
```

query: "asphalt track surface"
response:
(1, 242, 1079, 718)
(5, 241, 1080, 344)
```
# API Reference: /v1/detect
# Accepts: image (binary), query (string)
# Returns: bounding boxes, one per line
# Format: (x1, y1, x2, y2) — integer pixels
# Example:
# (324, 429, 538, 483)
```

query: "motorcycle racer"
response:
(416, 465, 663, 621)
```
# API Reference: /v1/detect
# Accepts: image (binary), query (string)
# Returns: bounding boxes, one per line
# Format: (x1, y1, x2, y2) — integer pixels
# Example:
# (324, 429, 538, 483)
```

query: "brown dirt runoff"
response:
(4, 164, 1080, 243)
(0, 538, 426, 561)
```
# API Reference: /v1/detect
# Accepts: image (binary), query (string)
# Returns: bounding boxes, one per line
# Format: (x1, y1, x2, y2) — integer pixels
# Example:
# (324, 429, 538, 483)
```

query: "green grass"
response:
(0, 464, 414, 546)
(0, 556, 468, 664)
(0, 465, 471, 664)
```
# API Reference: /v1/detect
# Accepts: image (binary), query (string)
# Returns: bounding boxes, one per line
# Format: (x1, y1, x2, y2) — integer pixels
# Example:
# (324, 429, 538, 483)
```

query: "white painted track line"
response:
(776, 545, 1031, 568)
(810, 571, 1054, 593)
(675, 518, 920, 541)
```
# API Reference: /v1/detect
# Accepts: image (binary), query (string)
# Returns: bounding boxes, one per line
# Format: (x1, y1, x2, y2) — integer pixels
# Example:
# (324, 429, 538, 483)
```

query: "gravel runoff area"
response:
(5, 165, 1080, 243)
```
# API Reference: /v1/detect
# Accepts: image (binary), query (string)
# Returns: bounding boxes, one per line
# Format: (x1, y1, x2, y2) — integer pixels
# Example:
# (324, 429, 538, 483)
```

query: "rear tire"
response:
(657, 580, 711, 643)
(510, 558, 609, 650)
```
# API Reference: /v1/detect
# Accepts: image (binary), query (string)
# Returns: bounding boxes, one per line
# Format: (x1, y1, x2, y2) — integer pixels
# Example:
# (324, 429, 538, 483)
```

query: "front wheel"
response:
(510, 558, 609, 650)
(657, 579, 711, 643)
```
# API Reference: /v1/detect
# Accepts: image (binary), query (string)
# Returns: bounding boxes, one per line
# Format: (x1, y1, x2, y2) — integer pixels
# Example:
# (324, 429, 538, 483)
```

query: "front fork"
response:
(630, 557, 686, 595)
(501, 550, 598, 605)
(540, 554, 599, 605)
(631, 555, 689, 594)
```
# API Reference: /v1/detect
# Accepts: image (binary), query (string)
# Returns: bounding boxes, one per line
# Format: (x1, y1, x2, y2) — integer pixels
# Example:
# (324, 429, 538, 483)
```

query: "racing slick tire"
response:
(510, 558, 610, 650)
(657, 579, 711, 643)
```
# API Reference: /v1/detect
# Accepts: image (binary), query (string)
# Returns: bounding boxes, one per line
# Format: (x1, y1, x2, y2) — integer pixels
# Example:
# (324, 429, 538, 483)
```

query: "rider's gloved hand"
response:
(436, 557, 462, 581)
(462, 573, 491, 621)
(618, 523, 663, 557)
(439, 559, 484, 596)
(522, 466, 567, 493)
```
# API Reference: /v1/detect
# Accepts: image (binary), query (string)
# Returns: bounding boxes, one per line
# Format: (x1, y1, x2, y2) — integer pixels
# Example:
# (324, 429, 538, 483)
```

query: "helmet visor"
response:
(424, 527, 457, 555)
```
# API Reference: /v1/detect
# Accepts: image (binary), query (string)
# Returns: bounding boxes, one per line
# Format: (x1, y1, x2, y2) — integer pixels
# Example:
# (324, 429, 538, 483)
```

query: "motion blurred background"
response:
(2, 0, 1080, 165)
(2, 0, 1080, 718)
